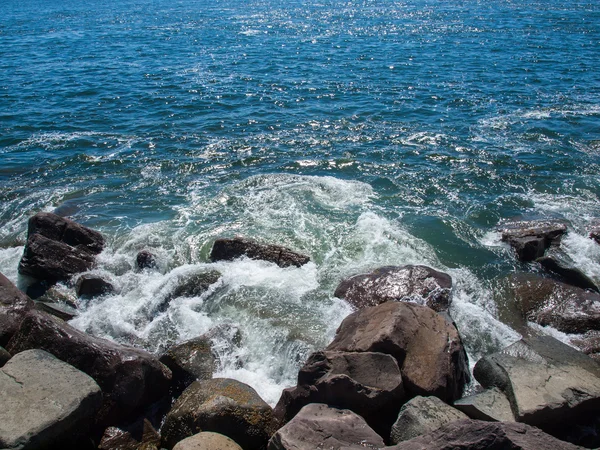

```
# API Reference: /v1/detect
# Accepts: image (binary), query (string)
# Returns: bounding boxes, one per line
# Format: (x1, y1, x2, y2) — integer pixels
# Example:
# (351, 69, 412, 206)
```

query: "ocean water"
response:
(1, 0, 599, 405)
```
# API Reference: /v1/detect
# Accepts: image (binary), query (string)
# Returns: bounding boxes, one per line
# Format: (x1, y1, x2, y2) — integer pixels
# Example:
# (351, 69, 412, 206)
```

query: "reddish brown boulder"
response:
(326, 301, 469, 402)
(210, 237, 309, 268)
(0, 271, 33, 346)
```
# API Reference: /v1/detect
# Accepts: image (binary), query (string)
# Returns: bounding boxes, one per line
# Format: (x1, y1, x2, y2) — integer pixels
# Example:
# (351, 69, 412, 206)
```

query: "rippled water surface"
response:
(1, 0, 599, 403)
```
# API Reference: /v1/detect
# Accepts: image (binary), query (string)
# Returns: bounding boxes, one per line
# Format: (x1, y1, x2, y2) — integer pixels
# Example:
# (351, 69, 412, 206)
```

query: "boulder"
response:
(159, 335, 215, 394)
(498, 219, 567, 262)
(326, 301, 470, 402)
(137, 250, 158, 270)
(98, 418, 161, 450)
(390, 395, 468, 444)
(210, 237, 310, 268)
(274, 351, 404, 437)
(506, 273, 600, 334)
(6, 310, 172, 427)
(268, 403, 385, 450)
(473, 335, 600, 434)
(571, 330, 600, 360)
(156, 271, 222, 314)
(334, 265, 452, 312)
(161, 378, 274, 450)
(453, 387, 515, 422)
(536, 256, 599, 292)
(76, 274, 115, 298)
(0, 271, 33, 346)
(386, 419, 582, 450)
(0, 349, 102, 449)
(0, 346, 10, 367)
(173, 432, 243, 450)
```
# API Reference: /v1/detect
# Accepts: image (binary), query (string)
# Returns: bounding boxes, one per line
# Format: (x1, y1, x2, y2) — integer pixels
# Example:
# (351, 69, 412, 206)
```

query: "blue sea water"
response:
(1, 0, 600, 403)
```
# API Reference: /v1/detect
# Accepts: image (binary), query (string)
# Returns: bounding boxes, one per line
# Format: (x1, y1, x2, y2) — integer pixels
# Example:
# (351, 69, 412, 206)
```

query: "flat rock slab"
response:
(390, 395, 468, 444)
(386, 419, 582, 450)
(326, 301, 470, 402)
(173, 432, 243, 450)
(0, 272, 33, 346)
(210, 237, 310, 268)
(498, 219, 567, 262)
(473, 335, 600, 432)
(334, 265, 452, 312)
(0, 349, 102, 450)
(268, 403, 385, 450)
(453, 387, 515, 422)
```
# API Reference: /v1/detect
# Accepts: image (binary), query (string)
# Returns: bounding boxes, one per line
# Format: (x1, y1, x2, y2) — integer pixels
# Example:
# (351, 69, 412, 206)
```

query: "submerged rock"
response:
(334, 265, 452, 312)
(268, 403, 385, 450)
(0, 271, 34, 347)
(498, 219, 567, 262)
(173, 432, 243, 450)
(326, 301, 470, 402)
(76, 274, 115, 298)
(0, 349, 102, 450)
(210, 237, 310, 268)
(136, 250, 158, 270)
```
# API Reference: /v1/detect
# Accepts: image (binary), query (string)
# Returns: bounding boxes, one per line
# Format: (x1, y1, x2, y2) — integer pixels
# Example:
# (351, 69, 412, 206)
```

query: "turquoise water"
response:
(1, 0, 600, 403)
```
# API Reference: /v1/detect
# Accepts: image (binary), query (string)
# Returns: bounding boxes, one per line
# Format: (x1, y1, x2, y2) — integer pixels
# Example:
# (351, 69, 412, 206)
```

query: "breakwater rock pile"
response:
(2, 212, 600, 449)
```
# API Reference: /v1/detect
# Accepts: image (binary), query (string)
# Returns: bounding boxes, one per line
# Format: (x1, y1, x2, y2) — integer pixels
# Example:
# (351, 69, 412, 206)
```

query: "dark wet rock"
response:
(571, 330, 600, 361)
(506, 273, 600, 334)
(25, 280, 52, 299)
(137, 250, 158, 270)
(498, 219, 567, 262)
(210, 237, 310, 268)
(34, 300, 77, 321)
(98, 418, 161, 450)
(390, 395, 468, 444)
(173, 432, 243, 450)
(0, 349, 102, 450)
(453, 387, 515, 422)
(0, 271, 34, 347)
(76, 274, 115, 298)
(268, 403, 385, 450)
(473, 335, 600, 438)
(156, 271, 222, 314)
(0, 346, 10, 367)
(159, 336, 215, 394)
(334, 265, 452, 312)
(274, 351, 404, 438)
(386, 419, 582, 450)
(536, 255, 599, 292)
(589, 222, 600, 245)
(6, 310, 172, 427)
(326, 301, 470, 403)
(161, 378, 274, 450)
(26, 212, 104, 254)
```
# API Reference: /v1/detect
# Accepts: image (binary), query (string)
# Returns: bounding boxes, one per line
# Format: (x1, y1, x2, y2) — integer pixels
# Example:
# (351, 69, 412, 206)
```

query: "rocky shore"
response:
(2, 212, 600, 449)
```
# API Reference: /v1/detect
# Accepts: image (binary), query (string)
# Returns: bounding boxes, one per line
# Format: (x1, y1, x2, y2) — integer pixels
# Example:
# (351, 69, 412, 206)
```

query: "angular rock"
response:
(0, 271, 33, 346)
(507, 273, 600, 334)
(386, 419, 582, 450)
(0, 349, 102, 449)
(34, 300, 77, 321)
(275, 351, 404, 437)
(326, 301, 470, 402)
(268, 403, 385, 450)
(99, 418, 161, 450)
(156, 271, 222, 314)
(76, 274, 115, 298)
(159, 335, 215, 394)
(161, 378, 274, 450)
(0, 346, 10, 367)
(473, 335, 600, 433)
(390, 395, 468, 444)
(498, 219, 567, 262)
(210, 237, 310, 268)
(6, 310, 172, 427)
(453, 387, 515, 422)
(137, 250, 158, 270)
(334, 265, 452, 312)
(173, 432, 243, 450)
(536, 256, 599, 292)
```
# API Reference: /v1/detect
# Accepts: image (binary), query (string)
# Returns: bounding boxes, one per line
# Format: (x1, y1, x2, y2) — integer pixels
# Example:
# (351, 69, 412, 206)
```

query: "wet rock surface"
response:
(0, 271, 34, 347)
(210, 237, 310, 268)
(98, 418, 161, 450)
(498, 219, 567, 262)
(268, 403, 385, 450)
(326, 301, 470, 402)
(536, 255, 599, 292)
(136, 250, 158, 270)
(76, 274, 115, 298)
(334, 265, 452, 312)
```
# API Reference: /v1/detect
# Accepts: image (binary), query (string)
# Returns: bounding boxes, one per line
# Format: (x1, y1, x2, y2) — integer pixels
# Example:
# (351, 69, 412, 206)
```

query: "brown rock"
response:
(99, 418, 161, 450)
(26, 212, 104, 254)
(0, 271, 33, 346)
(210, 237, 309, 268)
(498, 219, 567, 262)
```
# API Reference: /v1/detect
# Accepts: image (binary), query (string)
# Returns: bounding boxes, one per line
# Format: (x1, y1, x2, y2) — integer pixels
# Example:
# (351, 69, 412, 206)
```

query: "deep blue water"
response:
(1, 0, 600, 402)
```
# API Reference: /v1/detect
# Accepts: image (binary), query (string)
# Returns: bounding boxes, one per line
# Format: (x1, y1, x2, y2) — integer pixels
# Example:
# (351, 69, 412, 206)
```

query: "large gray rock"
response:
(6, 310, 172, 427)
(210, 237, 310, 268)
(274, 351, 404, 437)
(173, 432, 243, 450)
(390, 395, 468, 444)
(0, 272, 33, 346)
(161, 378, 274, 450)
(0, 349, 102, 449)
(473, 335, 600, 433)
(453, 387, 515, 422)
(326, 301, 470, 402)
(268, 403, 385, 450)
(159, 335, 215, 394)
(386, 419, 582, 450)
(498, 219, 567, 262)
(334, 265, 452, 312)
